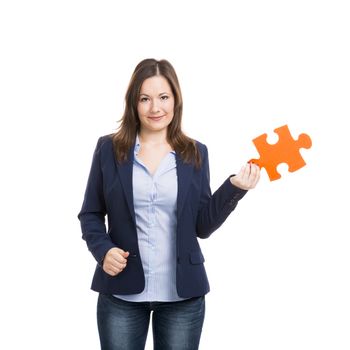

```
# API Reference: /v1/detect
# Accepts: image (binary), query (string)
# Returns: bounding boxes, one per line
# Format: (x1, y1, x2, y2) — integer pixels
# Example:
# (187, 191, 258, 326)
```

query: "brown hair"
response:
(112, 58, 201, 168)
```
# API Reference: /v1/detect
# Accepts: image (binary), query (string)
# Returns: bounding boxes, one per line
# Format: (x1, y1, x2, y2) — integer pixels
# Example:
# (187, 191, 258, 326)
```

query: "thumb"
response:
(122, 251, 130, 258)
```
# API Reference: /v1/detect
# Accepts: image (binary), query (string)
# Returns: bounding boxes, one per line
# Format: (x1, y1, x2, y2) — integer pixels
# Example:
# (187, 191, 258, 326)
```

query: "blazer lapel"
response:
(176, 154, 194, 220)
(114, 148, 194, 224)
(114, 148, 136, 225)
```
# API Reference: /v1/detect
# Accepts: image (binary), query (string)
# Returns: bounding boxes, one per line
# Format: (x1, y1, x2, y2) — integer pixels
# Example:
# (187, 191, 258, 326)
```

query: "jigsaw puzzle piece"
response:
(250, 125, 312, 181)
(250, 133, 281, 180)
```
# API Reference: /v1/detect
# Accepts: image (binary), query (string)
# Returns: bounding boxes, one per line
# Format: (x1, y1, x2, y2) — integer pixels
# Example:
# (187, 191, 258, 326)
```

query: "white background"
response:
(1, 0, 350, 349)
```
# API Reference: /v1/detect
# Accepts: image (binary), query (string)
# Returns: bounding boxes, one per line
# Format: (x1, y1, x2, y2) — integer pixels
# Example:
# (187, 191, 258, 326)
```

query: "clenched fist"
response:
(230, 163, 260, 190)
(102, 247, 130, 277)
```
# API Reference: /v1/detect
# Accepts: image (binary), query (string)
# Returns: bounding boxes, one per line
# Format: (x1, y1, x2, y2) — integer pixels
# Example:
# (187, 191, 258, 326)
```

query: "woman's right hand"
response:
(102, 247, 130, 276)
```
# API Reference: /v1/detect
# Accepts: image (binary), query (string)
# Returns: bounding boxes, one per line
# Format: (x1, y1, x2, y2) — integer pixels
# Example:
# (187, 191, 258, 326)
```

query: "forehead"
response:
(140, 75, 172, 94)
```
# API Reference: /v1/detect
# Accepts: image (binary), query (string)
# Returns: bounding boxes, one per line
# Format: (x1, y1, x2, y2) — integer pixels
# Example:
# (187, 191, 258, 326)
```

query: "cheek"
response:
(137, 104, 147, 117)
(166, 101, 175, 115)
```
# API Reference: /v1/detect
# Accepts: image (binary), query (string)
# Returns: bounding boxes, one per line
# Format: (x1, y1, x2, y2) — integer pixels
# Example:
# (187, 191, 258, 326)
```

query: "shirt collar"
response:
(134, 134, 141, 155)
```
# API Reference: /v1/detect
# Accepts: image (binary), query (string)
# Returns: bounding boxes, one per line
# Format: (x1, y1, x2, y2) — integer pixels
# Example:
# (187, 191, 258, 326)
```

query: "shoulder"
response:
(194, 139, 208, 155)
(95, 133, 114, 152)
(194, 140, 207, 150)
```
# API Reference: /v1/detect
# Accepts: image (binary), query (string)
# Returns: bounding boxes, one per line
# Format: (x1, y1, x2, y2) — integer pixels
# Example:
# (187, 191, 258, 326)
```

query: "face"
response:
(137, 75, 175, 134)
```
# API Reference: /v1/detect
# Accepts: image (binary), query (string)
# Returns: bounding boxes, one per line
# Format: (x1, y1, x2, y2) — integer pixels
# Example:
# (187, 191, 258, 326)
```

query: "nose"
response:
(150, 99, 160, 114)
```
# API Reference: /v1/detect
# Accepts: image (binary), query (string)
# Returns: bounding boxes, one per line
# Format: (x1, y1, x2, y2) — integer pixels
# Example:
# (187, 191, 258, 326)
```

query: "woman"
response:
(78, 58, 260, 350)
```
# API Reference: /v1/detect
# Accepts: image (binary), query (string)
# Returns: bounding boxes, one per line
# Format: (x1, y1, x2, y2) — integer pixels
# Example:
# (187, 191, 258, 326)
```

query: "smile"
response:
(147, 115, 165, 121)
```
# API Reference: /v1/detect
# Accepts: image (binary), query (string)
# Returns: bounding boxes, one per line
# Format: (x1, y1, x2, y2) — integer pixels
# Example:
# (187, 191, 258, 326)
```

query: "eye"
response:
(139, 96, 149, 102)
(160, 95, 169, 100)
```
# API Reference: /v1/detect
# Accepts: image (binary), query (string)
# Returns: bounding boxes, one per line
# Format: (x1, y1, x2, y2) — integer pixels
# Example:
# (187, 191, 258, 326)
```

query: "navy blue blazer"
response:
(78, 134, 247, 298)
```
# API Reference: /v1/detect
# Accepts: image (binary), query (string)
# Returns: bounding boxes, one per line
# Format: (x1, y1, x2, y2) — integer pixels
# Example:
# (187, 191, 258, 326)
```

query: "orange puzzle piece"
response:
(250, 125, 312, 181)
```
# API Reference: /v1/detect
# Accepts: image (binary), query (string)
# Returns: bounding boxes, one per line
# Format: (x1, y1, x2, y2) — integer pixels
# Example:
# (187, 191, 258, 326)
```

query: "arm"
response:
(77, 137, 116, 265)
(196, 145, 259, 238)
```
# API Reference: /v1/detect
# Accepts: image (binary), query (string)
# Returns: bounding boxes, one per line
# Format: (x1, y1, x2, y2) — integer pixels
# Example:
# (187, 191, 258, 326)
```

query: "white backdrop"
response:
(1, 0, 349, 349)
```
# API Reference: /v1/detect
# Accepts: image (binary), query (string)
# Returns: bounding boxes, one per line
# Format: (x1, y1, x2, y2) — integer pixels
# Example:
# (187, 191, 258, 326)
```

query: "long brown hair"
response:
(112, 58, 201, 168)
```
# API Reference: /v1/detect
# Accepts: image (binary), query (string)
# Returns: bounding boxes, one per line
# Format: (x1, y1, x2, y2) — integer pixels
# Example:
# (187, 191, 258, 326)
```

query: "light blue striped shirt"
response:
(114, 136, 185, 302)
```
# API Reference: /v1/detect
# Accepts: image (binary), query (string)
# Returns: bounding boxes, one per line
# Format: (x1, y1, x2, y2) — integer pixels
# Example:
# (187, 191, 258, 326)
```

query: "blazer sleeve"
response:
(196, 145, 248, 238)
(77, 137, 116, 265)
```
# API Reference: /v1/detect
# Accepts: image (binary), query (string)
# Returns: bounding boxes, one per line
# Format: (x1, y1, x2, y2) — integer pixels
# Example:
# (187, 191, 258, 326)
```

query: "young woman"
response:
(78, 58, 260, 350)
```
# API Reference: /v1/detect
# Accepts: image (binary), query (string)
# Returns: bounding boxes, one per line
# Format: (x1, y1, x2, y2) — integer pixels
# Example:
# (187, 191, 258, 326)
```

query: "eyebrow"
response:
(139, 92, 170, 97)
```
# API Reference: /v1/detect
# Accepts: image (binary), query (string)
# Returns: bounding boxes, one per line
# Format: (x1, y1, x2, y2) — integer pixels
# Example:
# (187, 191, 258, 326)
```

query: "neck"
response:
(139, 129, 168, 145)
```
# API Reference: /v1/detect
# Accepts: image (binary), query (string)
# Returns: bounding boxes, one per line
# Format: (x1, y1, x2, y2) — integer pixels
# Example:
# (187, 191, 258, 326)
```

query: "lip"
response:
(147, 115, 165, 121)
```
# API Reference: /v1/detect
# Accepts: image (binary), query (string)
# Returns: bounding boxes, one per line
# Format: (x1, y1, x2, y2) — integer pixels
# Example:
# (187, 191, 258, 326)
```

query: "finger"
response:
(111, 260, 127, 270)
(104, 266, 118, 276)
(235, 166, 245, 180)
(111, 250, 129, 264)
(107, 269, 118, 276)
(241, 164, 251, 183)
(103, 256, 123, 276)
(249, 164, 258, 180)
(110, 260, 127, 270)
(108, 264, 124, 275)
(115, 247, 128, 256)
(117, 248, 130, 261)
(250, 165, 260, 188)
(253, 165, 260, 181)
(113, 255, 127, 264)
(110, 268, 121, 276)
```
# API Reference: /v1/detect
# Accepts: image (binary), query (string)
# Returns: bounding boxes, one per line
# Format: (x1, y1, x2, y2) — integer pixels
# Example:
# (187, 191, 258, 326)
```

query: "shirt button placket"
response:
(150, 181, 156, 227)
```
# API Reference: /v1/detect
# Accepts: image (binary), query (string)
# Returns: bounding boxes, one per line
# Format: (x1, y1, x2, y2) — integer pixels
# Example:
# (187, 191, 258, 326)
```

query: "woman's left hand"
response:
(230, 163, 260, 190)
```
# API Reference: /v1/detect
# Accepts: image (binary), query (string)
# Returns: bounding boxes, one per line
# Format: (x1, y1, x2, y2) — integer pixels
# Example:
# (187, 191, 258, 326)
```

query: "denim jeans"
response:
(97, 293, 205, 350)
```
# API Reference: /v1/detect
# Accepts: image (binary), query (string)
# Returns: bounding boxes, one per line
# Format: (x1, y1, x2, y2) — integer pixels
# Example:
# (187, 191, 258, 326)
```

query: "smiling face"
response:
(137, 75, 175, 135)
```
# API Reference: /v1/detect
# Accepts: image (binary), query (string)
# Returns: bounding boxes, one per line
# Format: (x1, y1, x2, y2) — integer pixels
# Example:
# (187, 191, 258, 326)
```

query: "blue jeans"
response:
(97, 293, 205, 350)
